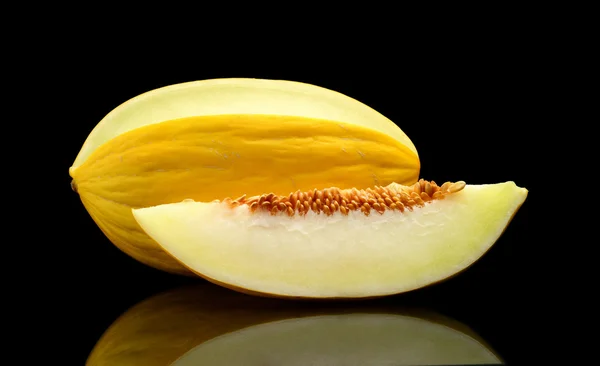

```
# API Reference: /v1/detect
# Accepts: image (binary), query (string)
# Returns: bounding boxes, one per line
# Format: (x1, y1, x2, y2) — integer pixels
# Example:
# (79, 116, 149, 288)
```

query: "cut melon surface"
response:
(132, 180, 527, 298)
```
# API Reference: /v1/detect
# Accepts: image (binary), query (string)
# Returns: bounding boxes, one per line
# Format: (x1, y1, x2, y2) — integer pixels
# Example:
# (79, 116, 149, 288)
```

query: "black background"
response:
(49, 46, 535, 364)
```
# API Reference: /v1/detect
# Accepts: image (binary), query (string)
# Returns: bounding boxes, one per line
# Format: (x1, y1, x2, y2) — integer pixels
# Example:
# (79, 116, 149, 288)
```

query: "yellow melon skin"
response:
(86, 284, 503, 365)
(70, 79, 420, 275)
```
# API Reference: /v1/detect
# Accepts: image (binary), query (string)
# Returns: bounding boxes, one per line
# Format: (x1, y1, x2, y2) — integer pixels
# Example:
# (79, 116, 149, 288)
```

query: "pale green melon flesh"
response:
(172, 314, 502, 365)
(132, 182, 527, 298)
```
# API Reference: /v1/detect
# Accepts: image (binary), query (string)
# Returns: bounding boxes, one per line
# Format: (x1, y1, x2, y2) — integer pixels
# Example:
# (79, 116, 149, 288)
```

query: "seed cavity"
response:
(221, 179, 466, 217)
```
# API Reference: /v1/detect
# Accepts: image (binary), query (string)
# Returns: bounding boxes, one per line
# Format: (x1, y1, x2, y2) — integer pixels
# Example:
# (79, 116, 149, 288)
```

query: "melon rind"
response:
(72, 78, 417, 170)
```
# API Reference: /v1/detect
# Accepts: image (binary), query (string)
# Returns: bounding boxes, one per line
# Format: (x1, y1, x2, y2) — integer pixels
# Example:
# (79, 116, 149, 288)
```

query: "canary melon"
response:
(132, 179, 527, 298)
(70, 79, 420, 275)
(86, 284, 503, 365)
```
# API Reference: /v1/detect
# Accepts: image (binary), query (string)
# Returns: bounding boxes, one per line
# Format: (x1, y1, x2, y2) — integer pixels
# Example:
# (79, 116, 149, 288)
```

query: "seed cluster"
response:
(218, 179, 466, 217)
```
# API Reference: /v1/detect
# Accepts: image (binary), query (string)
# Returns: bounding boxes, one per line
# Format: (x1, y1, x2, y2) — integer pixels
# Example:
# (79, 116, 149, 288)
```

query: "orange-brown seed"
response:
(226, 180, 466, 217)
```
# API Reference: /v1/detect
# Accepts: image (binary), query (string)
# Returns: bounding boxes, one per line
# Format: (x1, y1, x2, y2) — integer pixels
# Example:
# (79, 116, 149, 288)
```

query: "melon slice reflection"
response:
(86, 283, 503, 365)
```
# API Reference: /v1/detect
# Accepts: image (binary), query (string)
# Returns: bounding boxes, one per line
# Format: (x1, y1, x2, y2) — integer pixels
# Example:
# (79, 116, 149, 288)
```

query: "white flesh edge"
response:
(133, 182, 527, 298)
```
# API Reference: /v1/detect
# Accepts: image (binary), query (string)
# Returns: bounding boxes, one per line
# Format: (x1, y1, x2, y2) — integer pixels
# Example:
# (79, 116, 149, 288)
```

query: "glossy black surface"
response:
(84, 282, 510, 365)
(54, 68, 533, 364)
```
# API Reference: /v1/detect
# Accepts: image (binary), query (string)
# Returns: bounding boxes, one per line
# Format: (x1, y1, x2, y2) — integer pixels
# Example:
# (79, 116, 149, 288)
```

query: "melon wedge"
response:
(132, 180, 527, 298)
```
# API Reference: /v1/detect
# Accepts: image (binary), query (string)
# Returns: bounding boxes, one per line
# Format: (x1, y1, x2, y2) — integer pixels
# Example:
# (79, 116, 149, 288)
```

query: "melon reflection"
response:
(86, 283, 503, 366)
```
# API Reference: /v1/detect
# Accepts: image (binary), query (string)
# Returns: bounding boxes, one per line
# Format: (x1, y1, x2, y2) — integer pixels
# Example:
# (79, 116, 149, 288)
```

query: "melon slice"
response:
(132, 179, 527, 298)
